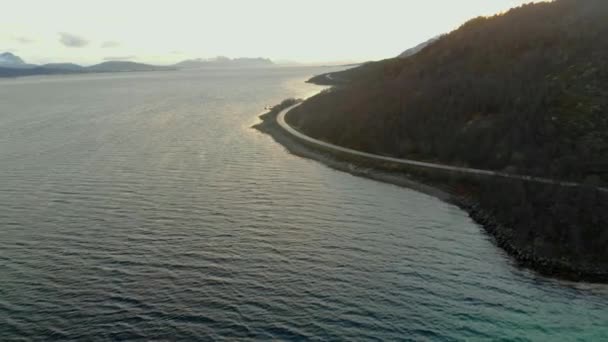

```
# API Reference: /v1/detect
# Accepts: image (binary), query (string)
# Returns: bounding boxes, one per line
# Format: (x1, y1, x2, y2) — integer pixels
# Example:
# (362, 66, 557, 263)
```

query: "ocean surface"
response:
(1, 68, 607, 341)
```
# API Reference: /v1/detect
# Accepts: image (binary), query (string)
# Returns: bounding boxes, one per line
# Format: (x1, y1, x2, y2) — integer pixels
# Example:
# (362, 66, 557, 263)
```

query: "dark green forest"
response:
(296, 0, 608, 185)
(288, 0, 608, 279)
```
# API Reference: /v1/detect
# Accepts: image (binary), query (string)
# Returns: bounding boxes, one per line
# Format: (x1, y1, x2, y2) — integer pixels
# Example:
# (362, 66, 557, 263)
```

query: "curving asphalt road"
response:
(277, 102, 608, 192)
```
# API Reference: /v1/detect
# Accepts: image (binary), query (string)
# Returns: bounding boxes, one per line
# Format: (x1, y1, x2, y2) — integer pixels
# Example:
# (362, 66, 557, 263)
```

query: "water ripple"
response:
(1, 69, 607, 341)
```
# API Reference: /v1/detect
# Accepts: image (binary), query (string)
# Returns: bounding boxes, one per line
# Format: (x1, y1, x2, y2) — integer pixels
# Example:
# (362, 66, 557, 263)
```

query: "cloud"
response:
(101, 41, 120, 48)
(14, 36, 34, 44)
(103, 55, 136, 61)
(59, 32, 89, 48)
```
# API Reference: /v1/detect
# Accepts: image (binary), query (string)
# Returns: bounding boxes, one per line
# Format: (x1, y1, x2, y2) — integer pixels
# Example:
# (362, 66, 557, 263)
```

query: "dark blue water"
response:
(1, 68, 607, 341)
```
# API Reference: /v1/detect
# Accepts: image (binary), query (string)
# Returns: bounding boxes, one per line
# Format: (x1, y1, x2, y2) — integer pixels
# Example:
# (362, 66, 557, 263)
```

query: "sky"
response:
(0, 0, 549, 66)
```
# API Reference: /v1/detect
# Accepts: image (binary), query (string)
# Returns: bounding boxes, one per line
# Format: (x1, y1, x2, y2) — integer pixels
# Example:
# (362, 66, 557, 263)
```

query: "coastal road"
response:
(277, 102, 608, 192)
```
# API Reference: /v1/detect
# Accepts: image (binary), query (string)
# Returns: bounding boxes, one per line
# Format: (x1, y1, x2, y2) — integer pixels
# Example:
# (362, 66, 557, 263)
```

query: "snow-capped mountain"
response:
(0, 52, 35, 68)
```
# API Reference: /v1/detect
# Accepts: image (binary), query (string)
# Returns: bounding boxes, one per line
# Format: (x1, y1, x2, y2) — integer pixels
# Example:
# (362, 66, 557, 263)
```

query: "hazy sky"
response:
(1, 0, 548, 65)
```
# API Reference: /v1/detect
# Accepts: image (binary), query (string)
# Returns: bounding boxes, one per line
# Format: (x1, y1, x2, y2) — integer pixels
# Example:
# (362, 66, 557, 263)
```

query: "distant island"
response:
(0, 53, 275, 78)
(258, 0, 608, 282)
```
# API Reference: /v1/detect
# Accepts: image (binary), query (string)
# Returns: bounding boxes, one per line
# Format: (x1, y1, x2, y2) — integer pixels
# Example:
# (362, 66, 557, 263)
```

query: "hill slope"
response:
(295, 0, 608, 184)
(398, 36, 441, 58)
(287, 0, 608, 280)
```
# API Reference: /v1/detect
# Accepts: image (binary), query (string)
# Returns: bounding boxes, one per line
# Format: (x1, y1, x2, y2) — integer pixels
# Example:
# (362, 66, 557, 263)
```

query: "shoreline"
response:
(253, 95, 608, 284)
(255, 101, 455, 202)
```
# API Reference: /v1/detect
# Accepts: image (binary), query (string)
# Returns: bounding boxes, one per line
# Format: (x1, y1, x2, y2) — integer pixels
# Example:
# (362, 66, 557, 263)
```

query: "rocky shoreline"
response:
(253, 99, 608, 283)
(465, 201, 608, 283)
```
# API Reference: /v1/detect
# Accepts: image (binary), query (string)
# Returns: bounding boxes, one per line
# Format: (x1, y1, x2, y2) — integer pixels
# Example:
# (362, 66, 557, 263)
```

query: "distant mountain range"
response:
(87, 61, 173, 72)
(173, 56, 274, 69)
(39, 63, 87, 71)
(0, 53, 275, 78)
(0, 53, 174, 77)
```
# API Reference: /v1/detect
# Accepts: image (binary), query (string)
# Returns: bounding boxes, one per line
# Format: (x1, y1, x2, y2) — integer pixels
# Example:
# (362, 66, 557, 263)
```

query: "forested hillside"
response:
(294, 0, 608, 185)
(284, 0, 608, 280)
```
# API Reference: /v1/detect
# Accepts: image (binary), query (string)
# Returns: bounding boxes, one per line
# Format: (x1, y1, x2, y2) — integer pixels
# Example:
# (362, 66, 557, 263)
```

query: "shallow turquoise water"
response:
(1, 68, 607, 341)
